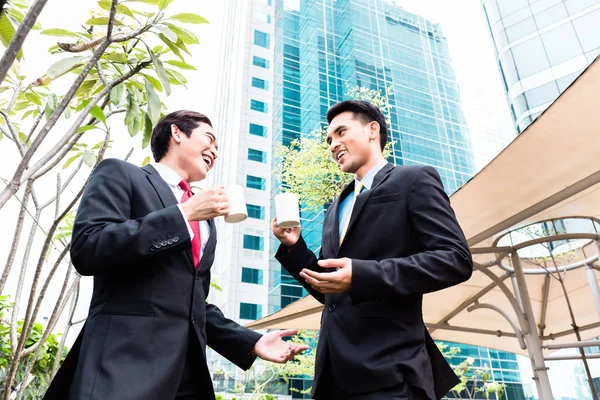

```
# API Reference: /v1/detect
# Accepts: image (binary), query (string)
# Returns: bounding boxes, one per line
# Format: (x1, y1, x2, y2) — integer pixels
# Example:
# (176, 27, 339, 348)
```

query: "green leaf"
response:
(129, 0, 160, 4)
(22, 109, 35, 120)
(90, 105, 106, 125)
(166, 68, 187, 85)
(18, 131, 27, 144)
(76, 125, 97, 134)
(46, 56, 87, 79)
(153, 25, 177, 42)
(86, 17, 124, 26)
(41, 28, 79, 38)
(148, 49, 171, 96)
(24, 92, 42, 107)
(0, 13, 22, 60)
(104, 52, 128, 62)
(82, 151, 97, 168)
(141, 155, 151, 167)
(162, 23, 199, 44)
(97, 0, 134, 18)
(144, 78, 161, 124)
(173, 38, 191, 56)
(170, 13, 209, 24)
(110, 84, 124, 106)
(44, 93, 59, 120)
(158, 0, 174, 10)
(62, 153, 82, 169)
(157, 34, 184, 62)
(142, 112, 152, 149)
(125, 90, 142, 136)
(164, 60, 196, 70)
(142, 73, 163, 92)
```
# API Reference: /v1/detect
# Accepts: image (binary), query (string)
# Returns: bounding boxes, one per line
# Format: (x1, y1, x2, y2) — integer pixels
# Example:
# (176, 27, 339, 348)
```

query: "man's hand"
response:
(253, 329, 309, 363)
(271, 217, 301, 247)
(300, 258, 352, 294)
(181, 187, 229, 221)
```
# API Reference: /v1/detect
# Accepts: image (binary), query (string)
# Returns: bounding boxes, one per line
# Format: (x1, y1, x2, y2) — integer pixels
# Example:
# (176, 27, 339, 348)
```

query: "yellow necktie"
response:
(339, 182, 364, 245)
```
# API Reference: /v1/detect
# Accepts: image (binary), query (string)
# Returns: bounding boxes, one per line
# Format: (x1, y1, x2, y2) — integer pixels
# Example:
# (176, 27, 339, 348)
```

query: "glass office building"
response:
(482, 0, 600, 132)
(268, 0, 477, 315)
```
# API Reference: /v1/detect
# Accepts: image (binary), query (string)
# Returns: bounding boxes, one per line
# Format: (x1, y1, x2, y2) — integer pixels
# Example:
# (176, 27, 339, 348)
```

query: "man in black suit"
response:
(272, 101, 473, 399)
(45, 110, 307, 400)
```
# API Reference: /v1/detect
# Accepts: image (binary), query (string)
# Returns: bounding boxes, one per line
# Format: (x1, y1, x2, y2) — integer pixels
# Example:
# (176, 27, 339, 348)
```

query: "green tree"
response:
(0, 1, 206, 398)
(437, 342, 506, 400)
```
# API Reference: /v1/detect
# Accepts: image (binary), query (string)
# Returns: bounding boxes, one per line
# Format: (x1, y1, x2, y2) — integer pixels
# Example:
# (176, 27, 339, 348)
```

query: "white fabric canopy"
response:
(247, 56, 600, 360)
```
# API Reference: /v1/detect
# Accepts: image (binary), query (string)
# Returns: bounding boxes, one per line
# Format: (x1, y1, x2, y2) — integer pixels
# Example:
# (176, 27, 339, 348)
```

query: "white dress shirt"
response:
(152, 162, 210, 259)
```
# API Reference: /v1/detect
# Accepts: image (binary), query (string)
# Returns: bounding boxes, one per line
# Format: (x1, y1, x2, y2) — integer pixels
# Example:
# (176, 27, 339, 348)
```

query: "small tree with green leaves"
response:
(0, 1, 207, 398)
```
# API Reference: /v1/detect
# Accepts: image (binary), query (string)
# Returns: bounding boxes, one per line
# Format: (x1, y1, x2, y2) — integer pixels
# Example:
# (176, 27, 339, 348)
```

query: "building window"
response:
(253, 56, 270, 69)
(241, 267, 263, 284)
(239, 302, 262, 320)
(249, 123, 267, 137)
(246, 175, 266, 190)
(248, 148, 266, 163)
(243, 234, 264, 251)
(250, 99, 268, 113)
(247, 204, 265, 219)
(252, 77, 268, 90)
(254, 30, 270, 48)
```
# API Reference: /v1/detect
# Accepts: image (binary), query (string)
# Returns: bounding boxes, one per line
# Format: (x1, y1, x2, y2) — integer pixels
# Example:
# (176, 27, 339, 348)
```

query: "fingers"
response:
(277, 329, 298, 337)
(317, 258, 345, 269)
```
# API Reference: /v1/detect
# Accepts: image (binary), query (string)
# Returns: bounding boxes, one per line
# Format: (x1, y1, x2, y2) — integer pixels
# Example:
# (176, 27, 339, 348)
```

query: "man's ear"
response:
(171, 124, 182, 143)
(369, 121, 380, 141)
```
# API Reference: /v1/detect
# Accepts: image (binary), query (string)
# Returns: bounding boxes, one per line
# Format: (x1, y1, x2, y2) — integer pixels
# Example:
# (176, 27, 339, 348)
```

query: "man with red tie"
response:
(44, 110, 307, 400)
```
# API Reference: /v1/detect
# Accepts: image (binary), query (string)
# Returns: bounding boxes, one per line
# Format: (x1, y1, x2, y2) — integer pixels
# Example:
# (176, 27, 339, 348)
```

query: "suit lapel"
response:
(198, 219, 216, 271)
(143, 164, 195, 269)
(340, 163, 395, 249)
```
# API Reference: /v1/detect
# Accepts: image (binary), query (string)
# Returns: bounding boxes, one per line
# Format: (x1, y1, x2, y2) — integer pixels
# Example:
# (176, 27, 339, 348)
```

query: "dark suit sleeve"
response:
(275, 237, 326, 304)
(70, 159, 191, 276)
(203, 275, 262, 370)
(350, 166, 472, 304)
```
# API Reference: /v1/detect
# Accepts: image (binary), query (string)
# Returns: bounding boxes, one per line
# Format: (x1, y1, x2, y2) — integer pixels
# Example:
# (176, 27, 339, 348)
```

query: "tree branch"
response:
(0, 109, 22, 148)
(58, 24, 151, 53)
(0, 0, 50, 86)
(25, 110, 44, 145)
(40, 159, 84, 210)
(0, 181, 32, 296)
(22, 61, 150, 183)
(96, 60, 108, 88)
(51, 279, 80, 378)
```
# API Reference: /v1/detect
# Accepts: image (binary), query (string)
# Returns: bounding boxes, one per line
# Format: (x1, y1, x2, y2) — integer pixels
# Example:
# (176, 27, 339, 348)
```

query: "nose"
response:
(329, 139, 340, 154)
(210, 146, 218, 160)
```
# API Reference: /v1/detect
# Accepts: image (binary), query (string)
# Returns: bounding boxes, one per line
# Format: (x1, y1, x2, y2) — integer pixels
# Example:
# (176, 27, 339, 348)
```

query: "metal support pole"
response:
(585, 264, 600, 320)
(511, 253, 554, 399)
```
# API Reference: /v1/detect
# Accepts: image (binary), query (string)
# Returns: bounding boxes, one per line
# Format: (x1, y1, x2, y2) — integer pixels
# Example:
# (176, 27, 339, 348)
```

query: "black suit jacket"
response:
(275, 164, 472, 399)
(44, 159, 262, 400)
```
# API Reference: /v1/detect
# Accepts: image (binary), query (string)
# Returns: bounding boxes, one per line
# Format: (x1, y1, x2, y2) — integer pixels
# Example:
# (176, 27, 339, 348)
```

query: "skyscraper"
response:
(482, 0, 600, 132)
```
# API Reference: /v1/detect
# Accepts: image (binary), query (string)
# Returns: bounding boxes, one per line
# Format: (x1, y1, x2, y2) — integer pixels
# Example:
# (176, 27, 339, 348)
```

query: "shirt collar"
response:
(152, 162, 184, 188)
(357, 160, 388, 190)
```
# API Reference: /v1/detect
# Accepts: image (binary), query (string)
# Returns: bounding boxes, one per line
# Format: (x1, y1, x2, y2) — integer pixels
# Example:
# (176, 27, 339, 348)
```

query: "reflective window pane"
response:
(573, 8, 600, 53)
(497, 0, 529, 17)
(499, 49, 520, 87)
(483, 0, 502, 24)
(564, 0, 597, 14)
(540, 23, 583, 65)
(524, 81, 559, 108)
(530, 0, 564, 14)
(511, 37, 550, 77)
(534, 3, 568, 29)
(556, 71, 581, 91)
(501, 6, 532, 27)
(505, 17, 537, 42)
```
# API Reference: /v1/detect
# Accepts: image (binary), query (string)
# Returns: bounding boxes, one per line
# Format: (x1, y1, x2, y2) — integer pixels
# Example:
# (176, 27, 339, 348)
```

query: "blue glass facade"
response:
(269, 0, 475, 314)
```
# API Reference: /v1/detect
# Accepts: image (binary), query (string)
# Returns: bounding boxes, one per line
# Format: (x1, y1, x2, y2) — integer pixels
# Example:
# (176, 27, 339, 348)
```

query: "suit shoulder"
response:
(95, 158, 142, 174)
(393, 164, 439, 178)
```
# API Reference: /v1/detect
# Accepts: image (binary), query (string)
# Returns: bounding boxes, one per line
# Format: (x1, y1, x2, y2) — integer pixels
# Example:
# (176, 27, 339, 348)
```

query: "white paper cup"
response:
(275, 193, 300, 228)
(224, 184, 248, 223)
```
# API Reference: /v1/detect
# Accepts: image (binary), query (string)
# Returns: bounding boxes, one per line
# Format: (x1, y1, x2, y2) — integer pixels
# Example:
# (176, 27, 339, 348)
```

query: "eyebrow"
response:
(326, 125, 347, 144)
(205, 132, 218, 150)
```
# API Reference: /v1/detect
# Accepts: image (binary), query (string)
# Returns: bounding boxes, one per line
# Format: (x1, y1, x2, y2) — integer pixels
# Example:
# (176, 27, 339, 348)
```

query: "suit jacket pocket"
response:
(366, 192, 403, 205)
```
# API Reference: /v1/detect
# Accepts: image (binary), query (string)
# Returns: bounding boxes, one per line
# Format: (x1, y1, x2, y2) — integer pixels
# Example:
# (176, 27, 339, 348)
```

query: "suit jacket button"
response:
(328, 304, 336, 312)
(160, 240, 168, 247)
(167, 239, 174, 245)
(173, 236, 180, 243)
(149, 246, 155, 252)
(155, 243, 162, 248)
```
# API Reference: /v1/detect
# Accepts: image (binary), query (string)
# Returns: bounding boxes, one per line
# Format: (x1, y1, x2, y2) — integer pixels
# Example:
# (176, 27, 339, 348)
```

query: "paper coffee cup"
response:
(224, 184, 248, 223)
(275, 193, 300, 228)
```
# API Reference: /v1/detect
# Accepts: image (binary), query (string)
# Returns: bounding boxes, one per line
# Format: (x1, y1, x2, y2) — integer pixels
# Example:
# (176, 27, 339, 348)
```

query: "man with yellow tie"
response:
(272, 100, 473, 400)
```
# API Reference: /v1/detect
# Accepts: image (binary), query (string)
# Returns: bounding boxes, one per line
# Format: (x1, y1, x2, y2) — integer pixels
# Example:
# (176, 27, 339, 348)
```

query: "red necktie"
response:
(179, 180, 201, 268)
